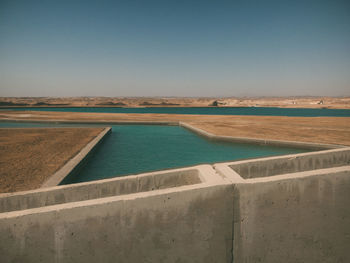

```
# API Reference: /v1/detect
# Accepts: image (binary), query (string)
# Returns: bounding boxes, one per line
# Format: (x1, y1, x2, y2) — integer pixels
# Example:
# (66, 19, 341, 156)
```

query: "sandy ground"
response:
(0, 128, 103, 193)
(1, 110, 350, 146)
(1, 96, 350, 109)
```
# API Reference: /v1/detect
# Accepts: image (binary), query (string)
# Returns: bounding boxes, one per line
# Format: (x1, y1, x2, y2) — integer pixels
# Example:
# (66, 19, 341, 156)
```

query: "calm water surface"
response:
(3, 106, 350, 117)
(0, 122, 310, 184)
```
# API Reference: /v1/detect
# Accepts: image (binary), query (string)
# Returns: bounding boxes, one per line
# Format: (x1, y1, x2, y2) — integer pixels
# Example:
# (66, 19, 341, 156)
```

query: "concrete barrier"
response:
(41, 127, 112, 187)
(0, 166, 202, 213)
(1, 148, 350, 262)
(227, 147, 350, 179)
(0, 165, 234, 263)
(215, 147, 350, 263)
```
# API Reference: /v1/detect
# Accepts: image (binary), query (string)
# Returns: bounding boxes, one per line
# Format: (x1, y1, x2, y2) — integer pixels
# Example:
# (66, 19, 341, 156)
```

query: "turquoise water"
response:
(0, 122, 309, 184)
(3, 106, 350, 117)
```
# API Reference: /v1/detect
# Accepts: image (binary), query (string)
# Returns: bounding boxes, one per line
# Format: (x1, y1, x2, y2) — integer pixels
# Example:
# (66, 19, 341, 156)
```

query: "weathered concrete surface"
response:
(233, 167, 350, 263)
(41, 127, 112, 187)
(228, 147, 350, 179)
(0, 165, 234, 263)
(0, 166, 202, 213)
(1, 143, 350, 262)
(216, 148, 350, 263)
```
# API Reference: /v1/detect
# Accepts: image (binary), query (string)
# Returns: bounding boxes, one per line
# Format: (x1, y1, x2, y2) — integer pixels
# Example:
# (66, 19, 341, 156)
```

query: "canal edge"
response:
(41, 127, 112, 188)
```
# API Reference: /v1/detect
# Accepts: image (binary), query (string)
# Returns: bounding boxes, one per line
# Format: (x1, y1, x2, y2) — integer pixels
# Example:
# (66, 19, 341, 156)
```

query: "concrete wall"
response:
(42, 127, 112, 187)
(216, 147, 350, 263)
(1, 143, 350, 262)
(0, 165, 234, 263)
(0, 167, 201, 213)
(232, 167, 350, 263)
(229, 147, 350, 179)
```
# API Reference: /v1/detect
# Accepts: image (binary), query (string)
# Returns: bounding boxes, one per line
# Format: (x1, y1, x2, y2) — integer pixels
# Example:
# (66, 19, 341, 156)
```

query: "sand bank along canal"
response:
(0, 122, 310, 184)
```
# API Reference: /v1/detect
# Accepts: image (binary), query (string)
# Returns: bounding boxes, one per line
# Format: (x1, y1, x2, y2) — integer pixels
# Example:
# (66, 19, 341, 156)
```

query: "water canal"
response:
(0, 121, 310, 184)
(4, 106, 350, 117)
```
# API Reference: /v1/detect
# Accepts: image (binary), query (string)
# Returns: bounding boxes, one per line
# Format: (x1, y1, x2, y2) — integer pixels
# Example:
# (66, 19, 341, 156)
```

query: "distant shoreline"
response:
(0, 97, 349, 109)
(0, 105, 349, 110)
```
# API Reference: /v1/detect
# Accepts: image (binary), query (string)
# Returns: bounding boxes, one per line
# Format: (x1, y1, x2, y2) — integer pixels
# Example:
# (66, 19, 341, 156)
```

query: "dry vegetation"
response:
(0, 127, 103, 193)
(1, 110, 350, 146)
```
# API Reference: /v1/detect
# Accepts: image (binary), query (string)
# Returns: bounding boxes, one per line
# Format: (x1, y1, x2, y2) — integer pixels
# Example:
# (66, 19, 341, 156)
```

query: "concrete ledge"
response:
(0, 165, 234, 263)
(216, 147, 350, 263)
(215, 147, 350, 181)
(1, 145, 350, 262)
(180, 122, 344, 150)
(0, 165, 218, 213)
(41, 127, 112, 188)
(232, 168, 350, 263)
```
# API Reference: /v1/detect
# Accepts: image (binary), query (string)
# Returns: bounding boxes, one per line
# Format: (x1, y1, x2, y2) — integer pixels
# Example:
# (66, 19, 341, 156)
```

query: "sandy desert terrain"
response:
(0, 127, 103, 193)
(1, 96, 350, 109)
(1, 110, 350, 146)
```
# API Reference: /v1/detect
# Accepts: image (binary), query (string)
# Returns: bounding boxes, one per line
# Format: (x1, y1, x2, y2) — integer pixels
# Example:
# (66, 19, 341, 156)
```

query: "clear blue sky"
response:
(0, 0, 349, 97)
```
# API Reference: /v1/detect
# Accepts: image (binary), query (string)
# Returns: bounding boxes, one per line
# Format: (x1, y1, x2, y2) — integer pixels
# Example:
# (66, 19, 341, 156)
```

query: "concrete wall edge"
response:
(40, 127, 112, 188)
(179, 121, 345, 150)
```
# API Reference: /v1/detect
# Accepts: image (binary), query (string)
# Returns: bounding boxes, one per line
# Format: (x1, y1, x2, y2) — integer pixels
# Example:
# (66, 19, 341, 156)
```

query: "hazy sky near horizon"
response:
(0, 0, 349, 97)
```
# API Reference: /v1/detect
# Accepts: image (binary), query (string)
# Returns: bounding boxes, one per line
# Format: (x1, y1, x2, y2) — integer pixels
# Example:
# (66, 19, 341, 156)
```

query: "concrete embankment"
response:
(215, 147, 350, 263)
(180, 122, 343, 150)
(0, 165, 234, 263)
(0, 146, 349, 262)
(0, 167, 202, 213)
(232, 167, 350, 263)
(41, 127, 112, 187)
